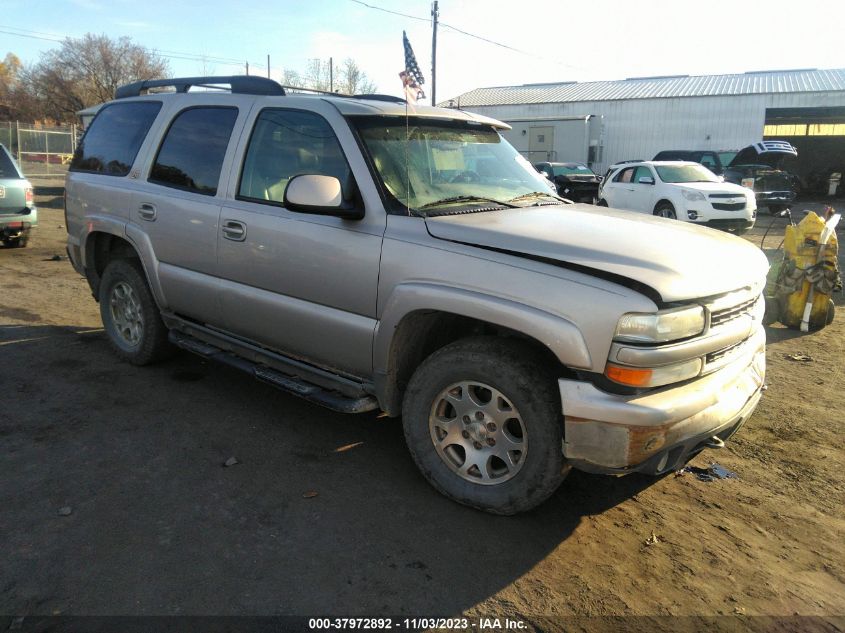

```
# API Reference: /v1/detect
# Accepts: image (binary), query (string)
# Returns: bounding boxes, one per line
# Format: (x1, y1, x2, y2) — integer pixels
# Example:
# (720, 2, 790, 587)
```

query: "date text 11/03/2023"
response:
(308, 617, 527, 630)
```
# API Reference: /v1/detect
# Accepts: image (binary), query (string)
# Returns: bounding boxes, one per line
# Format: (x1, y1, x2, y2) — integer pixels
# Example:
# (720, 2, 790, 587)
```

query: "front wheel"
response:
(597, 199, 608, 207)
(99, 258, 173, 365)
(401, 337, 568, 515)
(654, 201, 677, 219)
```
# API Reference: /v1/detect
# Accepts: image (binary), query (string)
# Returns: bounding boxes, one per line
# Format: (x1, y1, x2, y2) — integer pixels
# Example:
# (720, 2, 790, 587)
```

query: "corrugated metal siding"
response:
(469, 91, 845, 174)
(443, 69, 845, 107)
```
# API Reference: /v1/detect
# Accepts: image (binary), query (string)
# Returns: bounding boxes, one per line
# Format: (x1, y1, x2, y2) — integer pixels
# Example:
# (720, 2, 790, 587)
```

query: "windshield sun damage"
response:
(656, 164, 720, 184)
(353, 117, 559, 214)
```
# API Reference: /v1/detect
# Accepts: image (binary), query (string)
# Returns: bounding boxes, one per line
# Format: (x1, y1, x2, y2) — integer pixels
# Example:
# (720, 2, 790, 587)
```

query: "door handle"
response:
(222, 220, 247, 241)
(138, 203, 157, 221)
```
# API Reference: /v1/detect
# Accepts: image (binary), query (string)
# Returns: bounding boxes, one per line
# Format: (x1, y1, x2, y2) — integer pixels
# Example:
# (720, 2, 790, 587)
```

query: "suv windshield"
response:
(353, 117, 557, 214)
(655, 164, 720, 183)
(553, 164, 594, 176)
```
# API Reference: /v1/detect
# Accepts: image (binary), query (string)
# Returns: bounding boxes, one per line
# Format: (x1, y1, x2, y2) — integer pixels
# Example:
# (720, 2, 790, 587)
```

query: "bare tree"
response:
(304, 58, 332, 92)
(338, 58, 377, 95)
(280, 68, 306, 90)
(28, 34, 169, 121)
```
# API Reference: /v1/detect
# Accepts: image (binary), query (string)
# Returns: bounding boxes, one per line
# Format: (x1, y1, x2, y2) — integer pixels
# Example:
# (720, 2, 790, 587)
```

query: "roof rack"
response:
(115, 76, 286, 99)
(351, 93, 406, 104)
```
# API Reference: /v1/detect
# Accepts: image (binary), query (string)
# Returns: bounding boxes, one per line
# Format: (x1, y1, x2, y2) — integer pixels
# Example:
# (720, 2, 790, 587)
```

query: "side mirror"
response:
(284, 174, 363, 220)
(638, 176, 655, 185)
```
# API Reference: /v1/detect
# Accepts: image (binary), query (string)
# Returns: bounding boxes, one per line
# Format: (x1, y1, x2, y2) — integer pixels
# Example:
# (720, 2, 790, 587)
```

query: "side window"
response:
(238, 109, 352, 204)
(70, 101, 162, 176)
(614, 167, 635, 183)
(634, 166, 653, 182)
(149, 107, 238, 196)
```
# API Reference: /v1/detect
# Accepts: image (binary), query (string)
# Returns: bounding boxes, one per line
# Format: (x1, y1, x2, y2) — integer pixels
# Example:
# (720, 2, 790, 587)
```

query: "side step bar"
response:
(169, 330, 379, 414)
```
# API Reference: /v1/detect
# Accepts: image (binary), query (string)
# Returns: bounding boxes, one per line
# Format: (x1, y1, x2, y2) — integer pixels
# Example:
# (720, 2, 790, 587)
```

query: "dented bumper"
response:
(560, 334, 766, 475)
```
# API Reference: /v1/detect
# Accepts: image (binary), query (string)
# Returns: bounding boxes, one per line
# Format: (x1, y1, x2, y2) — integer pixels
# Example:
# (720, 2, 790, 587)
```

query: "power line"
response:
(344, 0, 585, 71)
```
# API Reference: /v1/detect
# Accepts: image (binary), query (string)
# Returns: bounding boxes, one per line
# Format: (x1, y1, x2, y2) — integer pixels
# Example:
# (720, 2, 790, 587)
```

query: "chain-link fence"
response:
(0, 121, 79, 179)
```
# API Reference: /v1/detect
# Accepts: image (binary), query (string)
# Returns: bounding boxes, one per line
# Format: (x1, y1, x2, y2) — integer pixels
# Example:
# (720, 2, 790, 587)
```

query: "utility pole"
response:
(267, 55, 270, 78)
(245, 61, 250, 75)
(330, 57, 333, 92)
(431, 1, 438, 105)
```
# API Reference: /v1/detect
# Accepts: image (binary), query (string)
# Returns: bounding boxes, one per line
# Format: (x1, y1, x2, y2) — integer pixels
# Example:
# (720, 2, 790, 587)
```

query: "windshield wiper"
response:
(508, 191, 570, 204)
(417, 195, 518, 211)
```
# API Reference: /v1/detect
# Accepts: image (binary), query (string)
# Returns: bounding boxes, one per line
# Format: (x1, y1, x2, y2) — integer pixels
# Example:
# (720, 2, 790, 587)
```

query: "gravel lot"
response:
(1, 196, 844, 632)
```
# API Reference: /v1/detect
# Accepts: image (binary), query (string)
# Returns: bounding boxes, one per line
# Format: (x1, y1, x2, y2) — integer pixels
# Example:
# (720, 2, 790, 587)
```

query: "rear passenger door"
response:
(133, 100, 244, 327)
(216, 103, 385, 378)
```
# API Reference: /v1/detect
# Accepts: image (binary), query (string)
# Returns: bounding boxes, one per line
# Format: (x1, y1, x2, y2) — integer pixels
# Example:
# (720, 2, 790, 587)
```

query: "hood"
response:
(424, 205, 769, 303)
(729, 140, 797, 169)
(667, 181, 750, 195)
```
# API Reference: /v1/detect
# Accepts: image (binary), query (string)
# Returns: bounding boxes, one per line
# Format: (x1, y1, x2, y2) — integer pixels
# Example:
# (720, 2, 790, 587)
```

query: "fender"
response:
(373, 281, 593, 374)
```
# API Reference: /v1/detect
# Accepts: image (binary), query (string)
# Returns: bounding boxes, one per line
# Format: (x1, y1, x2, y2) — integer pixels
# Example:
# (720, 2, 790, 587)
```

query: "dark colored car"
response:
(652, 150, 736, 175)
(722, 141, 798, 213)
(0, 143, 38, 247)
(534, 162, 601, 203)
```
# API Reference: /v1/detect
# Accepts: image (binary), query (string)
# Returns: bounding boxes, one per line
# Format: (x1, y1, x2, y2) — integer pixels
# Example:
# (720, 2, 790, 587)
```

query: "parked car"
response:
(652, 150, 737, 175)
(598, 160, 756, 234)
(722, 141, 798, 213)
(65, 75, 769, 514)
(0, 143, 37, 247)
(533, 161, 601, 203)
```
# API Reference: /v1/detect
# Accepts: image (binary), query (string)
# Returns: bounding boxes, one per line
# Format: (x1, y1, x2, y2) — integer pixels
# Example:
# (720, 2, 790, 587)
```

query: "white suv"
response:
(598, 161, 756, 234)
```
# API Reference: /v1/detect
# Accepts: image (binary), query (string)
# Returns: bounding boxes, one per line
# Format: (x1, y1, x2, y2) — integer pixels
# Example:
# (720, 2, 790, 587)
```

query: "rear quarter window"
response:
(70, 101, 162, 176)
(0, 146, 21, 179)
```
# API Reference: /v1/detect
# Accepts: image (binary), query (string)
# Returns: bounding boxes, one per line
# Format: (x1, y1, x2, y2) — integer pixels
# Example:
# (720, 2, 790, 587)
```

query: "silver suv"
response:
(65, 76, 768, 514)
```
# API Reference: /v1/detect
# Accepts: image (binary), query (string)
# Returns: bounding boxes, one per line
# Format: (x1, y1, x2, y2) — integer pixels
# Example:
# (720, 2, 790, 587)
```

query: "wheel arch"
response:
(373, 283, 591, 416)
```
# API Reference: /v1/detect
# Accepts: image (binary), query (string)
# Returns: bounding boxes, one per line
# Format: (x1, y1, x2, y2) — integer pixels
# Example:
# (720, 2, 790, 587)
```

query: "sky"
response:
(2, 0, 844, 104)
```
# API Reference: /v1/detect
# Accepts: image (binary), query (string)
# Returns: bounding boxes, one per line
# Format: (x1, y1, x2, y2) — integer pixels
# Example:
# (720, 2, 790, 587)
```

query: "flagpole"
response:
(431, 1, 438, 105)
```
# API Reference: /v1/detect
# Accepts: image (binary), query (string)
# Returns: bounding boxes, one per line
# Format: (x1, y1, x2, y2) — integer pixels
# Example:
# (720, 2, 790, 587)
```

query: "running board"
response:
(168, 331, 379, 414)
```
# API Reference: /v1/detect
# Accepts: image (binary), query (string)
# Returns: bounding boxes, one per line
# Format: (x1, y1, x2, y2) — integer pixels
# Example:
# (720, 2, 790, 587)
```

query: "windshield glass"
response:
(553, 164, 593, 176)
(655, 164, 720, 183)
(718, 151, 737, 167)
(353, 117, 556, 213)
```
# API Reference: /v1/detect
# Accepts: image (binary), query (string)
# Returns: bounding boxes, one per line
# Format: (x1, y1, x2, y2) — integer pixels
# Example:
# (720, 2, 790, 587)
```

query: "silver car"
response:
(0, 143, 37, 247)
(65, 76, 768, 514)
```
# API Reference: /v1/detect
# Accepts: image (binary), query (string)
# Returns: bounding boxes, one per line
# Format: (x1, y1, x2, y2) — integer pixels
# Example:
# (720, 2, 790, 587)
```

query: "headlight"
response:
(681, 189, 706, 202)
(605, 357, 703, 388)
(614, 305, 705, 343)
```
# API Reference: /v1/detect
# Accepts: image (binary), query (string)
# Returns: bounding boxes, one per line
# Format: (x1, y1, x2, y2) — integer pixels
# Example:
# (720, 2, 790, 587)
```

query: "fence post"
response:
(16, 121, 21, 162)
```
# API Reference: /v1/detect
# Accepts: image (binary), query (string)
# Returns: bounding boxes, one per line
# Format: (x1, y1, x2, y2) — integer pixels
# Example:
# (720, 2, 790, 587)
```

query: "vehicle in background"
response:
(598, 160, 756, 234)
(722, 141, 798, 214)
(652, 150, 736, 176)
(0, 143, 37, 248)
(534, 161, 601, 203)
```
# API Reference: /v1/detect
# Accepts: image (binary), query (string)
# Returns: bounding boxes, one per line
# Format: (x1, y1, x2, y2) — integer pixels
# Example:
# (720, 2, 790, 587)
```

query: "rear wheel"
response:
(99, 258, 173, 365)
(767, 204, 788, 216)
(401, 337, 569, 515)
(654, 201, 677, 219)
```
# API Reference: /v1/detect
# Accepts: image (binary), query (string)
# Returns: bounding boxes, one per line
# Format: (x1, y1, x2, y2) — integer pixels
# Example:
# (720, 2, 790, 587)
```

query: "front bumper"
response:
(755, 190, 795, 205)
(700, 218, 755, 232)
(560, 338, 766, 475)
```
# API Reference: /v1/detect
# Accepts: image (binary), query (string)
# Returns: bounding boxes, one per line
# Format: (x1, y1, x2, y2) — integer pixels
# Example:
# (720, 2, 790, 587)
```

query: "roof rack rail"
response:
(115, 76, 286, 99)
(351, 93, 406, 104)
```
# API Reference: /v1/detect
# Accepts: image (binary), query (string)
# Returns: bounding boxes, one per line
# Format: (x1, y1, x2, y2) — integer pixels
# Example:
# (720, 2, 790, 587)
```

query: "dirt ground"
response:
(1, 196, 844, 632)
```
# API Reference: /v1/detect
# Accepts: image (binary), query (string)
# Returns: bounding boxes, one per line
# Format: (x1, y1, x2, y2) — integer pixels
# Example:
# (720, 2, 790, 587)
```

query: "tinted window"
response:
(0, 146, 21, 178)
(71, 101, 162, 176)
(150, 107, 238, 195)
(239, 109, 352, 204)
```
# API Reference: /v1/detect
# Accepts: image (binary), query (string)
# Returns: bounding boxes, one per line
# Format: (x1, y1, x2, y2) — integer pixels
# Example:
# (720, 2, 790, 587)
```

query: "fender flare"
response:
(373, 282, 593, 374)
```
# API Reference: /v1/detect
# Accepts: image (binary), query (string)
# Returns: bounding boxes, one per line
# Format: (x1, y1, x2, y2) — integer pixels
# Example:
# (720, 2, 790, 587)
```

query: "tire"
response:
(3, 231, 28, 248)
(401, 337, 569, 515)
(653, 201, 677, 219)
(597, 199, 608, 207)
(99, 258, 173, 365)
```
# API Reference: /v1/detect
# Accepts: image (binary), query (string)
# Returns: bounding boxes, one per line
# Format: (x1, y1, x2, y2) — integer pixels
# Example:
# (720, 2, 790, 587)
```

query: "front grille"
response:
(706, 341, 743, 364)
(708, 193, 740, 199)
(711, 202, 746, 211)
(710, 297, 756, 327)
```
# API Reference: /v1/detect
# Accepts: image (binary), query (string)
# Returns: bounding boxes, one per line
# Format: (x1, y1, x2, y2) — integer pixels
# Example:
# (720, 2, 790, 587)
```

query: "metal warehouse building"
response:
(441, 68, 845, 184)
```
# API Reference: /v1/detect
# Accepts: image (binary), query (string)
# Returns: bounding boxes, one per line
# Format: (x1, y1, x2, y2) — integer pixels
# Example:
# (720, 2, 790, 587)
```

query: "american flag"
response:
(400, 31, 425, 104)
